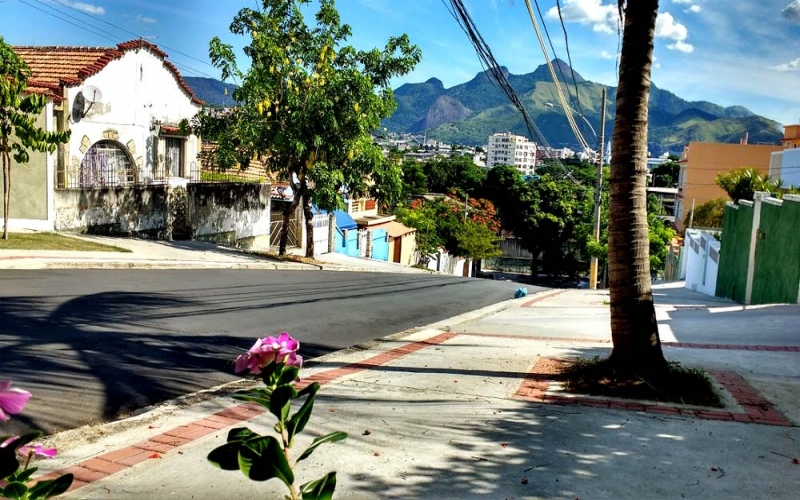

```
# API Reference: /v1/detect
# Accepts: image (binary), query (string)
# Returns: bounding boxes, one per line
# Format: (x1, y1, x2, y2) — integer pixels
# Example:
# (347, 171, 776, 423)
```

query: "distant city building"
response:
(769, 124, 800, 188)
(486, 132, 537, 175)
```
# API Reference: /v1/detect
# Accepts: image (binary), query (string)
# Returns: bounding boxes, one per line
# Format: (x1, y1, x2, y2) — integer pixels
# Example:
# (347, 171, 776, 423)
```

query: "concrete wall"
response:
(772, 148, 800, 187)
(684, 230, 720, 297)
(397, 232, 417, 266)
(716, 202, 754, 303)
(63, 48, 201, 187)
(2, 102, 57, 230)
(716, 194, 800, 305)
(423, 249, 472, 277)
(54, 185, 171, 238)
(187, 183, 271, 248)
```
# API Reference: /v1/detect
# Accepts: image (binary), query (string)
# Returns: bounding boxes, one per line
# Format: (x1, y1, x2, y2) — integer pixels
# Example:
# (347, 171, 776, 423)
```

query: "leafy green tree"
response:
(651, 160, 679, 188)
(394, 201, 442, 261)
(647, 195, 676, 274)
(422, 155, 485, 196)
(715, 167, 775, 203)
(452, 220, 502, 260)
(1, 39, 70, 240)
(204, 0, 420, 255)
(400, 159, 428, 199)
(686, 197, 726, 229)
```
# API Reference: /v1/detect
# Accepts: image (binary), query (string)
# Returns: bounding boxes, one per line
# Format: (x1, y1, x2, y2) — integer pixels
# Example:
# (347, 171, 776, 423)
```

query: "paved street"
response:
(0, 270, 521, 434)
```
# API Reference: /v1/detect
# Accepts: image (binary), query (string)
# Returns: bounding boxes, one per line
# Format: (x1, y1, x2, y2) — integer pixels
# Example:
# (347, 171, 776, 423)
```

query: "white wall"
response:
(64, 48, 201, 185)
(777, 148, 800, 187)
(684, 229, 720, 296)
(423, 249, 472, 277)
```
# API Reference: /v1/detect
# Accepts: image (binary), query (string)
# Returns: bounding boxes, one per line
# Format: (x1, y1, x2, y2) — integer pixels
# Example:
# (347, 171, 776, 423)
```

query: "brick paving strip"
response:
(513, 357, 794, 427)
(31, 327, 795, 494)
(33, 332, 457, 494)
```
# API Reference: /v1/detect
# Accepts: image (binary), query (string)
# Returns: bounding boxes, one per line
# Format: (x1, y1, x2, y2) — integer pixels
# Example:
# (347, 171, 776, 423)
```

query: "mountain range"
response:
(382, 60, 782, 155)
(184, 61, 783, 155)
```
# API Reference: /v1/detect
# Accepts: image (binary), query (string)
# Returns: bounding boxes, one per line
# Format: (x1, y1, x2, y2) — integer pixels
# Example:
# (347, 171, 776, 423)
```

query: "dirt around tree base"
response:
(556, 357, 723, 408)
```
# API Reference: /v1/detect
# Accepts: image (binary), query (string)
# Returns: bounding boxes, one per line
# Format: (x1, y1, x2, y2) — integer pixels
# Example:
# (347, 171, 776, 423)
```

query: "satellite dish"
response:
(72, 86, 103, 122)
(81, 85, 103, 104)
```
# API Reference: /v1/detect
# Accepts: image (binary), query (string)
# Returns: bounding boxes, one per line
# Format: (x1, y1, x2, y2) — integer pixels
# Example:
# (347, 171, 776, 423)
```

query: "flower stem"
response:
(280, 424, 299, 500)
(24, 451, 33, 471)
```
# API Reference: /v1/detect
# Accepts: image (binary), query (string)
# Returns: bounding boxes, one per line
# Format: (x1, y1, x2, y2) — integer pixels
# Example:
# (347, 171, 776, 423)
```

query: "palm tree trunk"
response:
(607, 0, 667, 374)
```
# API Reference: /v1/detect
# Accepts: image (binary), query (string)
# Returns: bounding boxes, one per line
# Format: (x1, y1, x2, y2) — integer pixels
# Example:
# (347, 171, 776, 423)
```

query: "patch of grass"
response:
(200, 171, 267, 183)
(0, 233, 131, 252)
(557, 356, 723, 408)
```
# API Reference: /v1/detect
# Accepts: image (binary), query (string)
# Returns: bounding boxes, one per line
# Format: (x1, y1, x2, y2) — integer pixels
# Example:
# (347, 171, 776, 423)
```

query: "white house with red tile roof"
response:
(5, 40, 203, 230)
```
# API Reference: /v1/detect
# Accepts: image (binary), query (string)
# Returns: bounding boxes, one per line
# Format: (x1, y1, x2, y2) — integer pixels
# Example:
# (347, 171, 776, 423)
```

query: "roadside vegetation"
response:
(0, 233, 129, 252)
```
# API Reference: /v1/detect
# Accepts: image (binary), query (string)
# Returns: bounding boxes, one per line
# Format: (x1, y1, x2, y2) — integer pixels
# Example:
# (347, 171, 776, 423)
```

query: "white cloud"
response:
(672, 0, 694, 3)
(686, 5, 701, 13)
(545, 0, 619, 35)
(137, 14, 157, 24)
(783, 1, 800, 23)
(65, 1, 106, 15)
(600, 50, 615, 60)
(772, 58, 800, 71)
(656, 12, 688, 41)
(667, 41, 695, 53)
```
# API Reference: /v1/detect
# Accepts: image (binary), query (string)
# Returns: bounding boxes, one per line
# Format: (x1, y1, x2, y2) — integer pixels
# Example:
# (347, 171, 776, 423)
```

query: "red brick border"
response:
(513, 357, 793, 427)
(34, 332, 457, 494)
(522, 289, 567, 307)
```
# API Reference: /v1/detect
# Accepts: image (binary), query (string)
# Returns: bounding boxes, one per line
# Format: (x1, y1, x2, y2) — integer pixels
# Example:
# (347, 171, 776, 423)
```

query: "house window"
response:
(165, 137, 184, 177)
(79, 140, 135, 188)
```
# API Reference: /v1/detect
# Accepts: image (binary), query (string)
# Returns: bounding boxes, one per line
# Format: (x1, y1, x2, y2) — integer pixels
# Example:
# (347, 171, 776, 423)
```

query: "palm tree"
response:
(607, 0, 668, 375)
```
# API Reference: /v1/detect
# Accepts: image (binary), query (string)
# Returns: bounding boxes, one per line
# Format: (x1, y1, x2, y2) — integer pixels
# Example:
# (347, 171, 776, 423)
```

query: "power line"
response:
(18, 0, 118, 44)
(440, 0, 579, 182)
(43, 0, 218, 77)
(30, 0, 123, 41)
(553, 0, 593, 145)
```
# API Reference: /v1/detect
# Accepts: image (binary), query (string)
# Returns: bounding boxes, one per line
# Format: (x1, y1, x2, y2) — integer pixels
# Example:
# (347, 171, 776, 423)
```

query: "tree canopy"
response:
(201, 0, 420, 254)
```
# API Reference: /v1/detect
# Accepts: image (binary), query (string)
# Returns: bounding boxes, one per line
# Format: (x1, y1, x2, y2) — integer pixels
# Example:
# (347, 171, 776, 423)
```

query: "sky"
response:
(3, 0, 800, 125)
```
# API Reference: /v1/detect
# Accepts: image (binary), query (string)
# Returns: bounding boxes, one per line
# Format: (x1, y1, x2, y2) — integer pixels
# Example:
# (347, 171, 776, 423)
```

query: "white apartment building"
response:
(486, 133, 537, 175)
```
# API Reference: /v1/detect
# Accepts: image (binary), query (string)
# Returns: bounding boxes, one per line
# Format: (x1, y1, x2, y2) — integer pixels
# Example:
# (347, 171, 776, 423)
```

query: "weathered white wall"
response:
(422, 249, 472, 277)
(187, 183, 271, 248)
(64, 48, 201, 184)
(684, 229, 720, 296)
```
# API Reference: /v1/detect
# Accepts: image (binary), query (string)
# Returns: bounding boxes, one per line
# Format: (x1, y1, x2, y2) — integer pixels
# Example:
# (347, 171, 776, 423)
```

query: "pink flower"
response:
(0, 381, 31, 421)
(1, 436, 17, 448)
(18, 443, 58, 459)
(233, 333, 301, 375)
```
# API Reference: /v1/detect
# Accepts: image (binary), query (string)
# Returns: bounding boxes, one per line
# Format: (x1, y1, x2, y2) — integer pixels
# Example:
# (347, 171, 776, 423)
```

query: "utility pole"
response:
(687, 198, 696, 229)
(589, 87, 607, 290)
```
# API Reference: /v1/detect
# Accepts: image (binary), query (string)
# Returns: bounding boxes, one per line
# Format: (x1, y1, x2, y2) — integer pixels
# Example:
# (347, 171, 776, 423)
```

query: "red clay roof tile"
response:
(12, 40, 203, 104)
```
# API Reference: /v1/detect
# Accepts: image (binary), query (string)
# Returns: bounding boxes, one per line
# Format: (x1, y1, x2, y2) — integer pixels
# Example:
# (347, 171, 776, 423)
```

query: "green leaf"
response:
(0, 447, 19, 481)
(28, 473, 73, 500)
(297, 432, 348, 462)
(2, 481, 29, 500)
(232, 389, 273, 409)
(286, 382, 320, 445)
(300, 471, 337, 500)
(270, 385, 297, 423)
(278, 366, 300, 386)
(14, 466, 37, 483)
(238, 435, 294, 486)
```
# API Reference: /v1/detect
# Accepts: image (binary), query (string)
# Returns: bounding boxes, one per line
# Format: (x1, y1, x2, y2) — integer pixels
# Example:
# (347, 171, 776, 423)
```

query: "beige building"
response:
(676, 142, 782, 230)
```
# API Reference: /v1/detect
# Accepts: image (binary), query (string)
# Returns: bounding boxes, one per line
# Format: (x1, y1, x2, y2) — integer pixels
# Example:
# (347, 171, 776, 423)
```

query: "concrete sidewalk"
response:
(28, 286, 800, 499)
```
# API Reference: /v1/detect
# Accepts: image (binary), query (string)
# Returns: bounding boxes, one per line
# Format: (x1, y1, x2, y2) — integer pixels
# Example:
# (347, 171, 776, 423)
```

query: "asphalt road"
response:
(0, 270, 520, 434)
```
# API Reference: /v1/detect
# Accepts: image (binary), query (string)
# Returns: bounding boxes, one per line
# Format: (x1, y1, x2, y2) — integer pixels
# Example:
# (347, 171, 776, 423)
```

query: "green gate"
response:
(750, 200, 800, 304)
(715, 203, 753, 303)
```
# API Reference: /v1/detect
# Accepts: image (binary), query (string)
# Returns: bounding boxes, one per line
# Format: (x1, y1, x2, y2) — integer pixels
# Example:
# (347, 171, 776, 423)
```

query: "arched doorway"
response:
(79, 140, 135, 188)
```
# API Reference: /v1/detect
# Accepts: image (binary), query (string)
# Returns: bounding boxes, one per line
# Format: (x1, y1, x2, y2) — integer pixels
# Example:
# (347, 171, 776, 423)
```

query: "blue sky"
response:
(3, 0, 800, 125)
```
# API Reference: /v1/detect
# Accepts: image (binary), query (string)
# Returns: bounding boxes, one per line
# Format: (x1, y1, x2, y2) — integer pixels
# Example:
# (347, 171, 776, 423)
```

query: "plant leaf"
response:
(237, 435, 294, 486)
(300, 471, 337, 500)
(2, 481, 29, 500)
(270, 385, 297, 423)
(286, 382, 319, 445)
(278, 366, 300, 386)
(227, 427, 257, 443)
(297, 432, 348, 462)
(28, 473, 73, 500)
(0, 447, 19, 481)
